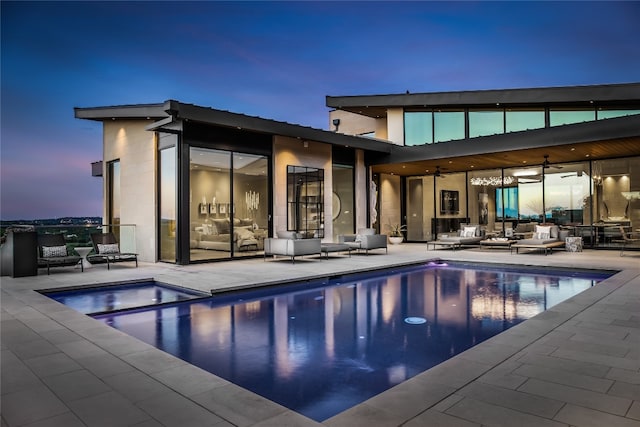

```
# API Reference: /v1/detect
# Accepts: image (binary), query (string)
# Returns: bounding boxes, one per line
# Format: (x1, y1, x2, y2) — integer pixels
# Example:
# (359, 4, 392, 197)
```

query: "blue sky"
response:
(1, 1, 639, 220)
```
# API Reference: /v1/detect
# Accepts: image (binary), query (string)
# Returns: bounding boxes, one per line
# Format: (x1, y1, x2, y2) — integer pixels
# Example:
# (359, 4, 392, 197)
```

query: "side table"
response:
(74, 247, 94, 269)
(565, 236, 583, 252)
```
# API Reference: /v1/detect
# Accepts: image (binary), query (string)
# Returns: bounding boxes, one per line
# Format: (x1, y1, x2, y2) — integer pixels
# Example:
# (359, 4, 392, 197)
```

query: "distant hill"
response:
(1, 217, 102, 227)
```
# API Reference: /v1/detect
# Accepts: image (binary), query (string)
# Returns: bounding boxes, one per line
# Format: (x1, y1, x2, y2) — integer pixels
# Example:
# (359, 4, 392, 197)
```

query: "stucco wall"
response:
(386, 108, 404, 145)
(379, 173, 402, 235)
(103, 120, 156, 262)
(273, 136, 333, 241)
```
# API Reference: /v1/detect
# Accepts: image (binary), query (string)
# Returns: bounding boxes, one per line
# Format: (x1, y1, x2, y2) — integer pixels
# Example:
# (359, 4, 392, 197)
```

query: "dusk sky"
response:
(1, 1, 639, 221)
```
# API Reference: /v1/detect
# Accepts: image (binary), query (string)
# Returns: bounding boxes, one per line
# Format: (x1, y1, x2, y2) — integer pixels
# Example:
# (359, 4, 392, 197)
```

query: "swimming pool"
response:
(59, 263, 612, 421)
(41, 281, 208, 315)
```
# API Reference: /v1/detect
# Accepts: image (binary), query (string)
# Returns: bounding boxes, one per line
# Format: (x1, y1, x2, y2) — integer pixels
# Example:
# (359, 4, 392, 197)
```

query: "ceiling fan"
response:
(543, 155, 563, 170)
(432, 165, 446, 178)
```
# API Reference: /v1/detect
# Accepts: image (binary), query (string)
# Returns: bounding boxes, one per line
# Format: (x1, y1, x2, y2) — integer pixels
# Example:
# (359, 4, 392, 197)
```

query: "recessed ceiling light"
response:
(570, 148, 576, 151)
(586, 154, 590, 157)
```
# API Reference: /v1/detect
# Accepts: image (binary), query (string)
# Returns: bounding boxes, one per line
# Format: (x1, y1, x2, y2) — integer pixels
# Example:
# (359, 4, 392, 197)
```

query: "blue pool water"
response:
(65, 263, 612, 421)
(42, 281, 207, 314)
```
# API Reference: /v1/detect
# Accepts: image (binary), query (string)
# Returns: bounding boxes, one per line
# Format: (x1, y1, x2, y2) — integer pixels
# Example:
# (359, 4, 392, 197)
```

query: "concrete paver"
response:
(2, 245, 639, 426)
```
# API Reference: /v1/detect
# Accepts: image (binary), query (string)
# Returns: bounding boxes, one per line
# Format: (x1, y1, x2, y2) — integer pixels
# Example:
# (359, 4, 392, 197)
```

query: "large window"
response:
(549, 108, 596, 126)
(107, 160, 120, 227)
(159, 139, 177, 262)
(496, 187, 518, 219)
(404, 111, 432, 146)
(596, 109, 640, 120)
(506, 109, 545, 132)
(469, 110, 504, 138)
(434, 110, 464, 142)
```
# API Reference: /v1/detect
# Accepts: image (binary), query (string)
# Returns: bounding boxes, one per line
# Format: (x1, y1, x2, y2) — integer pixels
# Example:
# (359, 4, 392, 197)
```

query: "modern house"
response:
(75, 82, 640, 264)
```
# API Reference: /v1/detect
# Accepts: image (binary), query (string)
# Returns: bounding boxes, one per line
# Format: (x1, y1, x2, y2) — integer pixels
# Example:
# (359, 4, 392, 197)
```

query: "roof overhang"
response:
(154, 100, 392, 153)
(75, 100, 392, 154)
(327, 82, 640, 118)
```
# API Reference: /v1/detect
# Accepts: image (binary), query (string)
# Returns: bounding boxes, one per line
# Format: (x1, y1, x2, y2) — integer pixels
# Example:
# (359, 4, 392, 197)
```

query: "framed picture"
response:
(209, 203, 217, 214)
(219, 204, 226, 214)
(440, 190, 459, 214)
(199, 203, 208, 215)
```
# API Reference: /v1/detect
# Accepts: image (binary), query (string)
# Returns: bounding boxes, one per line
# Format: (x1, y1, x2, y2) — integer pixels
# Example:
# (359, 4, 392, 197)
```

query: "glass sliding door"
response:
(189, 148, 231, 261)
(592, 157, 638, 248)
(233, 153, 268, 257)
(505, 165, 543, 230)
(189, 148, 269, 262)
(159, 138, 177, 262)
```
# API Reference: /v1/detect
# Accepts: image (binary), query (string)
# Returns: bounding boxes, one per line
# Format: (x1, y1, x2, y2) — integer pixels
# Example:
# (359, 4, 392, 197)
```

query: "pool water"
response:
(80, 263, 610, 421)
(42, 281, 207, 315)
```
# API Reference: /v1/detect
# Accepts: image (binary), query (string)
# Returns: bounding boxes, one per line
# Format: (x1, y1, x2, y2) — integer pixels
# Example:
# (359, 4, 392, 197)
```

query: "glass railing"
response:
(0, 223, 137, 256)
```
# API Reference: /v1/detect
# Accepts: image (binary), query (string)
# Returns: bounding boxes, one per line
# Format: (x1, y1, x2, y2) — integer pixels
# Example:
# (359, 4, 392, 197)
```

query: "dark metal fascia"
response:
(327, 82, 640, 109)
(168, 101, 393, 154)
(74, 103, 168, 120)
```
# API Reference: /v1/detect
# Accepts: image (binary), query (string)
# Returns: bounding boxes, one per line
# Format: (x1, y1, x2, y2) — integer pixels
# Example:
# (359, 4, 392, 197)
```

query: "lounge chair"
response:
(37, 234, 82, 274)
(88, 232, 138, 269)
(511, 225, 569, 255)
(434, 224, 483, 247)
(612, 226, 640, 256)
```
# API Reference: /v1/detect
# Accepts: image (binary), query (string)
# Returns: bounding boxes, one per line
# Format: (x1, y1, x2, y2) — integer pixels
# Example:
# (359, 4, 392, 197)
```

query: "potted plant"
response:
(387, 222, 406, 244)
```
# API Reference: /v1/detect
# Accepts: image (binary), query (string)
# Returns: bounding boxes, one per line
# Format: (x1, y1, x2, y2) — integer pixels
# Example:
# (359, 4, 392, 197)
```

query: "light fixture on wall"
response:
(470, 176, 515, 186)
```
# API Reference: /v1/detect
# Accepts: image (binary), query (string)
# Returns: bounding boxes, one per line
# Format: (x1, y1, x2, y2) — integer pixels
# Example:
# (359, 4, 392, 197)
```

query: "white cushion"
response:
(535, 225, 551, 236)
(98, 243, 120, 254)
(462, 226, 476, 237)
(42, 245, 67, 257)
(358, 228, 376, 236)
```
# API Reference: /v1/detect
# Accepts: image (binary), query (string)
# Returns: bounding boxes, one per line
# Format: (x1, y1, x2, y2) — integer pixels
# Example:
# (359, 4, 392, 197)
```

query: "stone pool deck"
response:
(2, 245, 639, 427)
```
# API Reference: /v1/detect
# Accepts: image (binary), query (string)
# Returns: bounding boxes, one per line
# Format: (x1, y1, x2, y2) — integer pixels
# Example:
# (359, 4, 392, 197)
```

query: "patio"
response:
(2, 245, 639, 426)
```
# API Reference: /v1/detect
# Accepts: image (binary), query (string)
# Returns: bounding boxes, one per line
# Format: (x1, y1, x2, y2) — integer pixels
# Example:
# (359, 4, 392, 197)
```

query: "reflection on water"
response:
(94, 264, 610, 421)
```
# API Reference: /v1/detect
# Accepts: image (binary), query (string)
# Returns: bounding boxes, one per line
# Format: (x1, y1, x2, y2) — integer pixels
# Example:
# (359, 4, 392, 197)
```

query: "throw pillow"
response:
(235, 227, 254, 240)
(463, 226, 476, 237)
(98, 243, 120, 254)
(355, 234, 364, 242)
(42, 245, 67, 257)
(535, 225, 551, 236)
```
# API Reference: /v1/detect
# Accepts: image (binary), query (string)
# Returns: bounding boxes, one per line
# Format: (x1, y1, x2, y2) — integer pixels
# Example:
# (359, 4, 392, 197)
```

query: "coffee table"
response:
(320, 243, 351, 258)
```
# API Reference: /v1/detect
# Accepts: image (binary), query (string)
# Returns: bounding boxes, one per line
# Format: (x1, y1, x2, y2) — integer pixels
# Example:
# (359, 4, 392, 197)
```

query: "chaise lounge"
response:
(511, 224, 568, 255)
(37, 234, 82, 274)
(429, 224, 483, 249)
(88, 232, 138, 269)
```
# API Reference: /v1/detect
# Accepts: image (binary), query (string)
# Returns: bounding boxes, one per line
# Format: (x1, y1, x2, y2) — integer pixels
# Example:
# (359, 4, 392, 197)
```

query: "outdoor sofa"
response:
(264, 231, 321, 263)
(338, 228, 387, 254)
